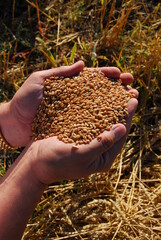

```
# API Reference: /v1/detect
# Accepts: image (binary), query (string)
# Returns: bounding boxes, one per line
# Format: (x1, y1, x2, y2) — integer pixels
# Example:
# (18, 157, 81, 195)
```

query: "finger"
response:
(126, 98, 138, 129)
(75, 124, 126, 176)
(120, 73, 134, 85)
(126, 85, 139, 99)
(98, 67, 121, 79)
(88, 67, 134, 85)
(40, 60, 85, 79)
(85, 66, 121, 78)
(78, 124, 126, 161)
(105, 97, 138, 165)
(129, 89, 139, 99)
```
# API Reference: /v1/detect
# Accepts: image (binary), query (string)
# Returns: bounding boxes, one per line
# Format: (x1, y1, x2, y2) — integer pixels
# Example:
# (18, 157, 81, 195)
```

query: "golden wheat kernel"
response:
(85, 139, 90, 144)
(96, 114, 104, 120)
(48, 133, 54, 137)
(66, 82, 72, 87)
(32, 69, 132, 144)
(66, 138, 74, 143)
(64, 78, 70, 83)
(97, 136, 102, 142)
(72, 144, 79, 149)
(61, 138, 68, 143)
(87, 135, 93, 141)
(46, 85, 51, 90)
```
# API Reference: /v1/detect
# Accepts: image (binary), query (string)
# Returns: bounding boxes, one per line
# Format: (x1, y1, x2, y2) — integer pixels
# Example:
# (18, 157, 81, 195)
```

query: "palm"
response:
(10, 62, 85, 146)
(32, 97, 138, 185)
(31, 99, 134, 184)
(12, 80, 43, 124)
(9, 61, 137, 147)
(10, 76, 44, 145)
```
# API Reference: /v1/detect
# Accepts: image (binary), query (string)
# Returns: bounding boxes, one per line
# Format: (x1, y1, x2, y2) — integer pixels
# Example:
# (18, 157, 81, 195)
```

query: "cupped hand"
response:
(7, 61, 138, 147)
(7, 61, 84, 146)
(30, 96, 138, 185)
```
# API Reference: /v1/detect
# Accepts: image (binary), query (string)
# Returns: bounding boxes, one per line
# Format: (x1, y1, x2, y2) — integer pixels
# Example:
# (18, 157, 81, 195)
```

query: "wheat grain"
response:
(32, 69, 134, 144)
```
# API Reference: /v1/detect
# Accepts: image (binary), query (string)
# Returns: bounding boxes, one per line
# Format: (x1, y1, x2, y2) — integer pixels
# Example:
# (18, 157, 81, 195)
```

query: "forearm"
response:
(0, 143, 46, 240)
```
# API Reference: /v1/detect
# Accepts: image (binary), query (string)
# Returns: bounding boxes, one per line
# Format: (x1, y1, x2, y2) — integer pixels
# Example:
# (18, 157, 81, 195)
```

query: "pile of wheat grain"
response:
(32, 69, 133, 144)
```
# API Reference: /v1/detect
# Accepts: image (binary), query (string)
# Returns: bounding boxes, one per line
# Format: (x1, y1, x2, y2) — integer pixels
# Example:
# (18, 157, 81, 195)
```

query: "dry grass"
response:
(0, 0, 161, 239)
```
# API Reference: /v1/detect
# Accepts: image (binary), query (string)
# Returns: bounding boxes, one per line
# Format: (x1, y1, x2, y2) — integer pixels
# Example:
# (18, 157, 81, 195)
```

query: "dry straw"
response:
(32, 69, 133, 144)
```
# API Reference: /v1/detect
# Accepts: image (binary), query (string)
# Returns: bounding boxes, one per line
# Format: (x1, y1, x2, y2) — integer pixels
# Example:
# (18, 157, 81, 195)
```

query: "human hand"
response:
(29, 87, 138, 185)
(0, 63, 138, 240)
(0, 61, 84, 147)
(0, 61, 137, 148)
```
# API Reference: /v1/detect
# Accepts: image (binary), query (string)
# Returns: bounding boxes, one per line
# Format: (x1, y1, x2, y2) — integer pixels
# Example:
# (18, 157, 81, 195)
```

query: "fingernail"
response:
(111, 124, 126, 141)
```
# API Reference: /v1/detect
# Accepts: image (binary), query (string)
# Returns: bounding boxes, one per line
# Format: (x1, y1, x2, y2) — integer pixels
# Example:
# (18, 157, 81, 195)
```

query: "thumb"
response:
(39, 60, 85, 79)
(93, 124, 126, 154)
(80, 124, 126, 160)
(97, 124, 126, 153)
(83, 124, 126, 175)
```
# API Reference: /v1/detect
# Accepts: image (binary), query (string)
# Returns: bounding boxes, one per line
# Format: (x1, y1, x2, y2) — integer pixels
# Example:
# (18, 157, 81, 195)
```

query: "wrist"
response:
(1, 141, 48, 191)
(23, 142, 48, 190)
(0, 142, 47, 239)
(27, 141, 49, 188)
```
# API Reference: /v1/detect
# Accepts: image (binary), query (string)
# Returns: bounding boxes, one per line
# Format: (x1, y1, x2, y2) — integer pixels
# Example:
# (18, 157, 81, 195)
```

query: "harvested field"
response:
(0, 0, 161, 239)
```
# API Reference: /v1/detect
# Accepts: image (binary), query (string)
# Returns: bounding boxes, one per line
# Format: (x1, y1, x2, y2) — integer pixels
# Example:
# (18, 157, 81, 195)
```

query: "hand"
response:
(0, 64, 138, 240)
(0, 61, 137, 148)
(29, 78, 138, 185)
(1, 61, 84, 147)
